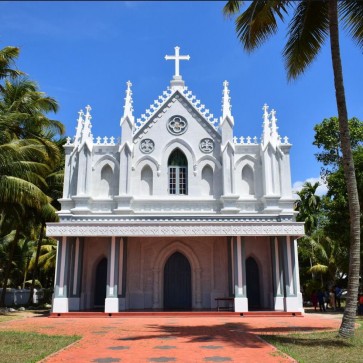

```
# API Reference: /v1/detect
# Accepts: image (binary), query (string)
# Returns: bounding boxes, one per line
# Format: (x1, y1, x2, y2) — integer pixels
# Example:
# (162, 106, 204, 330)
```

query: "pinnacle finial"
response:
(270, 108, 279, 145)
(85, 105, 92, 117)
(123, 80, 134, 119)
(262, 103, 270, 145)
(221, 80, 232, 121)
(121, 80, 134, 126)
(80, 104, 93, 144)
(74, 109, 85, 146)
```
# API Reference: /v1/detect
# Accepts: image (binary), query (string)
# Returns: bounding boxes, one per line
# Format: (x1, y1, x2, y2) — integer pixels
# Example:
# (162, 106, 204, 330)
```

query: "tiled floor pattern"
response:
(0, 314, 341, 362)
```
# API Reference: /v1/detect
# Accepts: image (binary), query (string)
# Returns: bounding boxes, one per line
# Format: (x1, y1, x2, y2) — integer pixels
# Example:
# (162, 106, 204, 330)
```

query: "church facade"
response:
(47, 47, 304, 313)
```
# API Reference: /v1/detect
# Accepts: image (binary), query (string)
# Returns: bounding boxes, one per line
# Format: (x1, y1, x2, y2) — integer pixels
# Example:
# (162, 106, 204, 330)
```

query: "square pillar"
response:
(52, 237, 70, 313)
(105, 237, 127, 312)
(232, 236, 248, 312)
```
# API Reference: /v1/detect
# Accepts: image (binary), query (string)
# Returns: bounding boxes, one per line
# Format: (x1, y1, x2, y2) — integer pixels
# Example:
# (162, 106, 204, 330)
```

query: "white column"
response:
(69, 237, 82, 311)
(233, 236, 248, 312)
(283, 236, 303, 312)
(52, 236, 69, 313)
(272, 237, 284, 311)
(105, 236, 119, 313)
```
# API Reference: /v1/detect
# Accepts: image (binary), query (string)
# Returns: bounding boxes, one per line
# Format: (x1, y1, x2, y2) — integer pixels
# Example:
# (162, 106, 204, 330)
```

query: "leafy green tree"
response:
(295, 181, 321, 236)
(313, 118, 362, 275)
(0, 49, 65, 306)
(224, 0, 361, 337)
(314, 117, 363, 174)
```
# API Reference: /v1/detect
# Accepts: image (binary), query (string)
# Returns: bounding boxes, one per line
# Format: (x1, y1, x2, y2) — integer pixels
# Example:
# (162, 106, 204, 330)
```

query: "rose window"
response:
(167, 115, 188, 135)
(140, 139, 155, 154)
(199, 138, 214, 153)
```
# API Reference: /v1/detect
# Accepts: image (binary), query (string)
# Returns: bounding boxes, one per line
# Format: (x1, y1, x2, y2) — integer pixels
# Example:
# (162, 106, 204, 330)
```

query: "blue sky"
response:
(1, 1, 363, 194)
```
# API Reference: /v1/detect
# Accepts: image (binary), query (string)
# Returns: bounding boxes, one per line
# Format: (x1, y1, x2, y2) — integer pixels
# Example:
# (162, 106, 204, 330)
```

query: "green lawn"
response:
(0, 331, 80, 363)
(262, 318, 363, 363)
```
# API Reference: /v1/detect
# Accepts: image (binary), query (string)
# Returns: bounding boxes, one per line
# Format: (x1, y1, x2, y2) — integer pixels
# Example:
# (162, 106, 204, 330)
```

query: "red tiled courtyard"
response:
(0, 312, 343, 362)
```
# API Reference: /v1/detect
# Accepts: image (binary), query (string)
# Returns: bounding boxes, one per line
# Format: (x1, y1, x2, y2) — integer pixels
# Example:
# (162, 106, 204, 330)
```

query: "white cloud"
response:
(292, 177, 328, 199)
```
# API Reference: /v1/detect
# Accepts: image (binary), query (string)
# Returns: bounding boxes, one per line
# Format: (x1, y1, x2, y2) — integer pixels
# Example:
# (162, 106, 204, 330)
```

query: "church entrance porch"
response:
(51, 231, 303, 314)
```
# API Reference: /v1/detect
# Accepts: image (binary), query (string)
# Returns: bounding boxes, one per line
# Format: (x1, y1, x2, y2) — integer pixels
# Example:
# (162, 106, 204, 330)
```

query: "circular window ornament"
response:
(139, 139, 155, 154)
(167, 115, 188, 135)
(199, 138, 214, 153)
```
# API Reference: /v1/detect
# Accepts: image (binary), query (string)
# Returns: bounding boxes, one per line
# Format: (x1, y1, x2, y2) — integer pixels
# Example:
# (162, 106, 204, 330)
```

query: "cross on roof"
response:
(165, 46, 190, 78)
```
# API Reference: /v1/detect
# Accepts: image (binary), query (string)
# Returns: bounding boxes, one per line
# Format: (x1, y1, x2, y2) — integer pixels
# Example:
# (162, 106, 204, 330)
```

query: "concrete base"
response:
(68, 297, 80, 311)
(274, 296, 284, 311)
(284, 296, 303, 312)
(52, 297, 69, 313)
(234, 297, 248, 312)
(105, 297, 119, 313)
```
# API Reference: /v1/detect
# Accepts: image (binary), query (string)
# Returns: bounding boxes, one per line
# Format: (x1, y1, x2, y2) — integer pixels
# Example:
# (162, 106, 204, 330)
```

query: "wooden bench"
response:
(215, 297, 234, 312)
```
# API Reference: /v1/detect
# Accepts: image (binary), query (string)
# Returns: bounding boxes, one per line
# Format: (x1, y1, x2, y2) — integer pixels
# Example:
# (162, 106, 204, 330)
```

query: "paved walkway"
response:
(0, 313, 342, 362)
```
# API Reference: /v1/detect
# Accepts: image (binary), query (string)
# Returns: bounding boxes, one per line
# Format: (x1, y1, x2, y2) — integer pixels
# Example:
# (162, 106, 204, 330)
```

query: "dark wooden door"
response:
(163, 252, 192, 310)
(246, 257, 261, 310)
(94, 257, 107, 307)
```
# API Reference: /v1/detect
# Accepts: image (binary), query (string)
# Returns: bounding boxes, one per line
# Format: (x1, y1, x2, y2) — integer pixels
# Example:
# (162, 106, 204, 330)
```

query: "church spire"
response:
(121, 80, 134, 126)
(270, 108, 279, 147)
(220, 80, 234, 126)
(222, 80, 232, 120)
(261, 103, 270, 146)
(80, 105, 93, 143)
(74, 109, 84, 146)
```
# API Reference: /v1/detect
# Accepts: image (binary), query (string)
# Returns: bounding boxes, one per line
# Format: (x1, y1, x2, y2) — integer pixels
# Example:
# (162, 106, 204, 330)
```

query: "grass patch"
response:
(0, 315, 17, 323)
(0, 331, 80, 363)
(262, 318, 363, 363)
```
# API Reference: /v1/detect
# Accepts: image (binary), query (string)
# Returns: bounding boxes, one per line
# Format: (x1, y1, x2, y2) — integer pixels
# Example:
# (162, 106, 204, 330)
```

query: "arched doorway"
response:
(246, 257, 261, 310)
(163, 252, 192, 310)
(94, 257, 107, 308)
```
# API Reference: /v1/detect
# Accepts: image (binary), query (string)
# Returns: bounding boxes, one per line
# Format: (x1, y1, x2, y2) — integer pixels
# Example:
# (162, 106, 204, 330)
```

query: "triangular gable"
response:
(133, 87, 220, 140)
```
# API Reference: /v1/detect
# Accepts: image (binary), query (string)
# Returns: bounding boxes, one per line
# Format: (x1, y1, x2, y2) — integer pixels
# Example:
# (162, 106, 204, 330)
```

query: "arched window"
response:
(141, 165, 153, 195)
(100, 164, 114, 196)
(241, 165, 255, 195)
(201, 165, 213, 196)
(168, 149, 188, 195)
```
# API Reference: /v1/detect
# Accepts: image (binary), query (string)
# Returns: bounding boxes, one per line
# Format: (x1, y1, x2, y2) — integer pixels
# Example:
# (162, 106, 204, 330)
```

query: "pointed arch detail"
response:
(152, 241, 202, 309)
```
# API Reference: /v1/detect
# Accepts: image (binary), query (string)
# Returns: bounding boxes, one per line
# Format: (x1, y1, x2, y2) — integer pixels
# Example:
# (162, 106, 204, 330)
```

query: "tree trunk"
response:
(0, 228, 21, 307)
(28, 222, 45, 305)
(328, 0, 361, 338)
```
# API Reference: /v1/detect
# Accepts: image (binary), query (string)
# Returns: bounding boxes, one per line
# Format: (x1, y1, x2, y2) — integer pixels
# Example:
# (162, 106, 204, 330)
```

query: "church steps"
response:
(49, 311, 303, 318)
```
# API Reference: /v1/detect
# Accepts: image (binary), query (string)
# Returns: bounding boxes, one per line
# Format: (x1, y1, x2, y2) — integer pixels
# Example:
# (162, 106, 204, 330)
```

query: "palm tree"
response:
(224, 0, 361, 337)
(295, 181, 322, 236)
(0, 46, 23, 81)
(0, 78, 64, 142)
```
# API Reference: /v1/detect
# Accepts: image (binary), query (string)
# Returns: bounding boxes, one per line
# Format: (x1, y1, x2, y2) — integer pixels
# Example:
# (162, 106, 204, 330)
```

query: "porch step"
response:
(49, 311, 303, 318)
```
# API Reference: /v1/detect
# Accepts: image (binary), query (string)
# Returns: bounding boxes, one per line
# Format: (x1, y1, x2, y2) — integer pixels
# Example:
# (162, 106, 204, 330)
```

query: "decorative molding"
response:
(139, 139, 155, 154)
(47, 221, 304, 237)
(167, 115, 188, 135)
(199, 138, 214, 153)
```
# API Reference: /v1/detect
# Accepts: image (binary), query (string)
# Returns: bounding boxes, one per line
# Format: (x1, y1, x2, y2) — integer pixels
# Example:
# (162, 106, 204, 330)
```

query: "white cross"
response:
(165, 46, 190, 77)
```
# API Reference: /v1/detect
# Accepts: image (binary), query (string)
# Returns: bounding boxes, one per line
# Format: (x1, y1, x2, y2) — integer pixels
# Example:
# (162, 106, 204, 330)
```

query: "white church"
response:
(47, 47, 304, 314)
